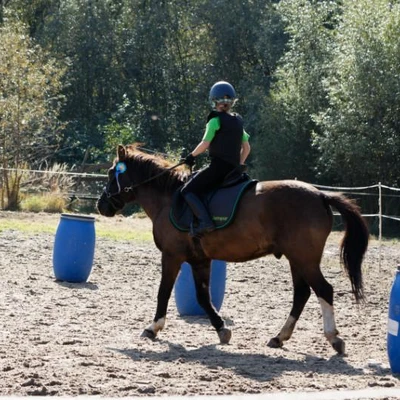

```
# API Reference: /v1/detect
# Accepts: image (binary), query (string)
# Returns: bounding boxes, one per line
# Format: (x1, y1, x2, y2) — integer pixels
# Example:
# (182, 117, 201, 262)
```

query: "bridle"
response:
(102, 159, 186, 210)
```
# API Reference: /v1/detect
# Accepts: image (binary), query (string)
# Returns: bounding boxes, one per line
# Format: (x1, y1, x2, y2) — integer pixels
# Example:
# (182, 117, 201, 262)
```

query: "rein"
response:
(104, 159, 186, 201)
(122, 160, 186, 192)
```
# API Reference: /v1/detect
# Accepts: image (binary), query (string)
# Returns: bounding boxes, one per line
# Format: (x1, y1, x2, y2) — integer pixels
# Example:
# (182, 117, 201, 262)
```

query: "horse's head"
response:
(98, 143, 188, 217)
(97, 144, 135, 217)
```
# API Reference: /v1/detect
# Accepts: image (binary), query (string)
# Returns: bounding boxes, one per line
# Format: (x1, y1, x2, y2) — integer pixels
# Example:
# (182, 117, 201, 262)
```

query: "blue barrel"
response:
(174, 260, 227, 316)
(53, 214, 96, 283)
(388, 265, 400, 374)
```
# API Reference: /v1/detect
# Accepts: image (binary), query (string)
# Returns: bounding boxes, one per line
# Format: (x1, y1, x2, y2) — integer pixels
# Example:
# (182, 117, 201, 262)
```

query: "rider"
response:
(181, 81, 251, 237)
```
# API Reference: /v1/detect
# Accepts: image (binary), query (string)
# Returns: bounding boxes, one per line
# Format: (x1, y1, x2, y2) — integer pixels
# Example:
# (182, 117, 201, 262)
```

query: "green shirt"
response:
(202, 116, 250, 142)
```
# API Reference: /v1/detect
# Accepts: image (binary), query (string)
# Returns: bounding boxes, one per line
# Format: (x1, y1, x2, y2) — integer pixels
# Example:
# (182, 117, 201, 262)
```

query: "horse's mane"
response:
(122, 143, 189, 193)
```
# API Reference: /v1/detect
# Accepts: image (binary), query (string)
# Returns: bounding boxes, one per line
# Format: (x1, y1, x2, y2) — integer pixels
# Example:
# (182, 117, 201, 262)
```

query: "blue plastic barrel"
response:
(53, 213, 96, 283)
(174, 260, 227, 316)
(388, 265, 400, 374)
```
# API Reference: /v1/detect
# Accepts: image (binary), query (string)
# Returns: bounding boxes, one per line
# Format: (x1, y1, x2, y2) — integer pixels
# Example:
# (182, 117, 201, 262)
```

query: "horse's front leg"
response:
(191, 260, 231, 344)
(141, 252, 181, 340)
(268, 263, 311, 349)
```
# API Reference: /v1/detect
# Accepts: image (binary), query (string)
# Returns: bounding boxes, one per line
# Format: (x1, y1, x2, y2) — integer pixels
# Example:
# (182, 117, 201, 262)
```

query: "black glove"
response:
(183, 153, 195, 167)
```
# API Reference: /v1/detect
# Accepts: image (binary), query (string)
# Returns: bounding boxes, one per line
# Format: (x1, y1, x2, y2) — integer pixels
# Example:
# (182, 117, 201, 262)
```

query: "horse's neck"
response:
(135, 187, 171, 222)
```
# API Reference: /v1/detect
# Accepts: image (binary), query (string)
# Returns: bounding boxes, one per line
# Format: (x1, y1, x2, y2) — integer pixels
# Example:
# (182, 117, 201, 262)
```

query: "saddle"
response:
(170, 170, 258, 232)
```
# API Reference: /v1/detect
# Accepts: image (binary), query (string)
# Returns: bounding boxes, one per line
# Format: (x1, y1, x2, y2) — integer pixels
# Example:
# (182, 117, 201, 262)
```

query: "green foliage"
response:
(2, 0, 400, 191)
(45, 0, 122, 160)
(97, 96, 140, 159)
(5, 0, 279, 165)
(253, 0, 337, 181)
(0, 15, 65, 164)
(0, 14, 65, 209)
(312, 0, 400, 185)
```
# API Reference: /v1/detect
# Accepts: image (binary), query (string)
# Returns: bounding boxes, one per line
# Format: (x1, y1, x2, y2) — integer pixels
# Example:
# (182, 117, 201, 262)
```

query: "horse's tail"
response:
(323, 192, 369, 303)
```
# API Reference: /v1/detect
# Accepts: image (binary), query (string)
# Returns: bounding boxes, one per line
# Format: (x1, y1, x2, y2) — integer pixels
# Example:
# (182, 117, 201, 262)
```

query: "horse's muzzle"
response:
(97, 194, 118, 217)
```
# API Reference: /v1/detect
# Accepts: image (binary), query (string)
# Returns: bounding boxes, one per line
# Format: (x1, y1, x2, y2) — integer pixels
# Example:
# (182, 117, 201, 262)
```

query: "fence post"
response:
(379, 181, 382, 270)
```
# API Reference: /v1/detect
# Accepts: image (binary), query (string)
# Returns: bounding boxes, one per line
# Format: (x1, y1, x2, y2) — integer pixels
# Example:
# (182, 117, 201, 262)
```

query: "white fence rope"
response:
(315, 182, 400, 223)
(1, 168, 399, 233)
(0, 167, 107, 179)
(313, 183, 381, 190)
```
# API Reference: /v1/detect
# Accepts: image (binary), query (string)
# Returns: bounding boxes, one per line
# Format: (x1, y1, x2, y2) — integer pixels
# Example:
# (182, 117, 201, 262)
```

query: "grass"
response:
(20, 193, 67, 213)
(96, 223, 153, 242)
(0, 214, 153, 242)
(0, 219, 56, 235)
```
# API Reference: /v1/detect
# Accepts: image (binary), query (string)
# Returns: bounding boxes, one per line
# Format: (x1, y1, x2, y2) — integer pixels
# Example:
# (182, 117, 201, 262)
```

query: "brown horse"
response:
(97, 143, 369, 355)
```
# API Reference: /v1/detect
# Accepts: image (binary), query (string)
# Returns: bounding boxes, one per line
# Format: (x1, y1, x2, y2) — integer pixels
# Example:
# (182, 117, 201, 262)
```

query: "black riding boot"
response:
(183, 192, 215, 237)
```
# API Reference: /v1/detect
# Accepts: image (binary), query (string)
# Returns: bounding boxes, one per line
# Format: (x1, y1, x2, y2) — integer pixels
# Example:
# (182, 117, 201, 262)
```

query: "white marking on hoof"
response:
(146, 317, 166, 335)
(318, 297, 341, 347)
(277, 315, 296, 343)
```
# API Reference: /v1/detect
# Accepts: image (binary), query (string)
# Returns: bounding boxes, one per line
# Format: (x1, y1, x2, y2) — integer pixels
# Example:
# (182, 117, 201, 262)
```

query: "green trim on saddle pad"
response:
(169, 180, 257, 232)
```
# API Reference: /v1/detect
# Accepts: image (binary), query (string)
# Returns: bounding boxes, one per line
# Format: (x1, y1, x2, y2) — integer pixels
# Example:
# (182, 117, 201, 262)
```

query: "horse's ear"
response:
(117, 144, 126, 161)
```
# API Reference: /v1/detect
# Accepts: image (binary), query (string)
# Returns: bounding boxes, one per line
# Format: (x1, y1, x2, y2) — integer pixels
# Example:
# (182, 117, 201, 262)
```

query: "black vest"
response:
(207, 111, 244, 166)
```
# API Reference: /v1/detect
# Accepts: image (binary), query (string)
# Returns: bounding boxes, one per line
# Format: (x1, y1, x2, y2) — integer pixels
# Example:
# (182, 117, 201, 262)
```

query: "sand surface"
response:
(0, 211, 399, 397)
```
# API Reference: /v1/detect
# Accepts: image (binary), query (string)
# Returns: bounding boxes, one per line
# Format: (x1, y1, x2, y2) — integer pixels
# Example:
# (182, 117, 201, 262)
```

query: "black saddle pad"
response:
(169, 175, 258, 232)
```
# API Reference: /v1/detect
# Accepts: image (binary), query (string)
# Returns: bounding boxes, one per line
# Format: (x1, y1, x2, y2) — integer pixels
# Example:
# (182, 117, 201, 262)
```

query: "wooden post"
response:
(67, 147, 90, 208)
(379, 182, 382, 271)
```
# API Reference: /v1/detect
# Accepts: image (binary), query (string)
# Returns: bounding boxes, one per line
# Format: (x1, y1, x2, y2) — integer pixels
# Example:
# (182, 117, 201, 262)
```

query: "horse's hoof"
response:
(218, 328, 232, 344)
(267, 337, 282, 348)
(140, 329, 156, 340)
(332, 337, 345, 355)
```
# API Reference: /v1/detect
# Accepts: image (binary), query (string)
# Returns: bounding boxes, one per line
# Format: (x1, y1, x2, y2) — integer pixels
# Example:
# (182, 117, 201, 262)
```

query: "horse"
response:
(97, 143, 369, 355)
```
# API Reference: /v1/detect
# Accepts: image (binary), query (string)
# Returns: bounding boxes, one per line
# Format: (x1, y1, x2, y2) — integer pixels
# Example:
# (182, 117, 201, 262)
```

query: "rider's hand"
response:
(183, 153, 195, 167)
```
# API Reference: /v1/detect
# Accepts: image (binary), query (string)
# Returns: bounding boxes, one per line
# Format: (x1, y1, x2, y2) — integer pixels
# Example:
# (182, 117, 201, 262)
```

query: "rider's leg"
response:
(182, 191, 215, 235)
(180, 159, 234, 236)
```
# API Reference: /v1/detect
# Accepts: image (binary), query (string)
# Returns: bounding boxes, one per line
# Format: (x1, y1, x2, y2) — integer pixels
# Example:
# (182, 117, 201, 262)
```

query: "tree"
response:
(114, 0, 214, 153)
(313, 0, 400, 185)
(198, 0, 284, 149)
(0, 15, 64, 209)
(1, 0, 286, 172)
(46, 0, 123, 162)
(253, 0, 337, 181)
(0, 0, 12, 23)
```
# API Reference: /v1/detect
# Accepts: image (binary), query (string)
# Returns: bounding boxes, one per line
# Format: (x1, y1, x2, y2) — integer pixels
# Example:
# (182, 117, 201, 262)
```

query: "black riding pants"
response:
(180, 157, 237, 196)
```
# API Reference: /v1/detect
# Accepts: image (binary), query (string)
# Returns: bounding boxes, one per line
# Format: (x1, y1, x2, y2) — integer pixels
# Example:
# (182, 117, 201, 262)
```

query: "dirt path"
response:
(0, 212, 399, 396)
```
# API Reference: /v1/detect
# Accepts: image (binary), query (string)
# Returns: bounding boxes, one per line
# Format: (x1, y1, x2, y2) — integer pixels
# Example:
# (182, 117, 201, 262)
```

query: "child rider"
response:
(181, 81, 251, 237)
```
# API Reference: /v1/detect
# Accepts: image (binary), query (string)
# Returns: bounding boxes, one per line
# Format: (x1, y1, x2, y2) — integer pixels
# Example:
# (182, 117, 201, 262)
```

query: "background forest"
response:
(1, 0, 400, 205)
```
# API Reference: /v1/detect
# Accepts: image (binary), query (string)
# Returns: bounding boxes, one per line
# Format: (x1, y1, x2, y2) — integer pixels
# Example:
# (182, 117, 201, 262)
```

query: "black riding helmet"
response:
(209, 81, 237, 109)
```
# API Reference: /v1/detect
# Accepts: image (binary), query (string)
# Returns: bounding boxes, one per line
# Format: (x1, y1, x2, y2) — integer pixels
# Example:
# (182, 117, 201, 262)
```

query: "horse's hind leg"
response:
(190, 260, 231, 344)
(268, 264, 311, 349)
(309, 271, 345, 355)
(141, 253, 181, 340)
(268, 260, 345, 355)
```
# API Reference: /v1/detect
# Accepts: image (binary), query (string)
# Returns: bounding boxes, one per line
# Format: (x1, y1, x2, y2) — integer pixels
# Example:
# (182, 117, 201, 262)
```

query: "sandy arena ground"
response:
(0, 211, 400, 397)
